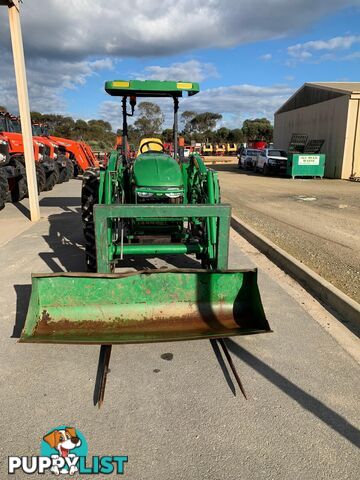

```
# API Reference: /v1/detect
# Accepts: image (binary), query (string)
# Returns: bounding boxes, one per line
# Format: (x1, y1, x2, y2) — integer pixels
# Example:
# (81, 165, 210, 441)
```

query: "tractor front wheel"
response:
(81, 168, 100, 272)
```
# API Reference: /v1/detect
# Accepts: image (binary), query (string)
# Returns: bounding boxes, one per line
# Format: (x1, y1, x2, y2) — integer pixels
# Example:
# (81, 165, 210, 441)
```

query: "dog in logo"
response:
(43, 427, 81, 475)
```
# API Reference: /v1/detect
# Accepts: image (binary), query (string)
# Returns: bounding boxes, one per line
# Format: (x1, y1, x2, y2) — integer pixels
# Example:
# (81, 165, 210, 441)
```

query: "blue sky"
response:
(0, 1, 359, 129)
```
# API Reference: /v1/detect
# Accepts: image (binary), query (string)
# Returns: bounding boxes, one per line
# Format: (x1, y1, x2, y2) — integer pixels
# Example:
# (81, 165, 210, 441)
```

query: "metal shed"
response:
(274, 82, 360, 179)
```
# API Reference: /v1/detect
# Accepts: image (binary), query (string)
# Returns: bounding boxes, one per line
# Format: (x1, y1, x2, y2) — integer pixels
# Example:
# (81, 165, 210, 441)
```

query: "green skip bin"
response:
(20, 269, 270, 345)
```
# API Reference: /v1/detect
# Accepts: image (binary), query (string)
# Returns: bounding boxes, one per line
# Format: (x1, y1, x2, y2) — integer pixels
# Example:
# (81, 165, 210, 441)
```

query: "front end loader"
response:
(21, 80, 271, 405)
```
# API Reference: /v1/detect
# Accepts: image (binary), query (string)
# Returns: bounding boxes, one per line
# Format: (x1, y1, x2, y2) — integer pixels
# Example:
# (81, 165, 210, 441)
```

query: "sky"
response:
(0, 0, 359, 130)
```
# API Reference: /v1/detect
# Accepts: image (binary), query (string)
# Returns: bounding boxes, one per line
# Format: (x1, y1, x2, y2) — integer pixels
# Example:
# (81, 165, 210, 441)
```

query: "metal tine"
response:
(94, 345, 112, 408)
(217, 338, 247, 399)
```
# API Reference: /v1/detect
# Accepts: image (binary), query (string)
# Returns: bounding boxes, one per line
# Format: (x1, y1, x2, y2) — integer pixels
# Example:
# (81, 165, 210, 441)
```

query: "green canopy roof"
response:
(105, 79, 200, 98)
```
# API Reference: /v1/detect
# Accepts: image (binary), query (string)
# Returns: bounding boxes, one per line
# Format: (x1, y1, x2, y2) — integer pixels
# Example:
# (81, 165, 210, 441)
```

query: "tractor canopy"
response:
(105, 79, 200, 97)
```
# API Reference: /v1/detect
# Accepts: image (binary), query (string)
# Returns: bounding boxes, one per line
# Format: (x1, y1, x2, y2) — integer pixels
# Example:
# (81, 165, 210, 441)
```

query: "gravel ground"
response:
(214, 164, 360, 303)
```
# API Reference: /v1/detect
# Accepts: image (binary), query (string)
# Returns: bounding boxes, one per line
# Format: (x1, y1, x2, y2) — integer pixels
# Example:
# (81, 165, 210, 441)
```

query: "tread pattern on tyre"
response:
(53, 162, 60, 184)
(45, 171, 56, 191)
(36, 163, 46, 193)
(66, 159, 75, 179)
(11, 159, 27, 202)
(0, 169, 9, 210)
(81, 168, 100, 272)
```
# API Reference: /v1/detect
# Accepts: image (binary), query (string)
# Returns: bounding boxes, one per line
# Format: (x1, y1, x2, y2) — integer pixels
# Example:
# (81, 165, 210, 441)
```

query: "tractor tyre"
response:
(53, 162, 60, 184)
(59, 165, 68, 183)
(36, 163, 46, 193)
(81, 168, 100, 226)
(66, 159, 75, 179)
(263, 163, 269, 176)
(73, 163, 80, 178)
(0, 170, 9, 211)
(45, 171, 56, 191)
(82, 169, 100, 272)
(11, 175, 28, 202)
(84, 224, 97, 272)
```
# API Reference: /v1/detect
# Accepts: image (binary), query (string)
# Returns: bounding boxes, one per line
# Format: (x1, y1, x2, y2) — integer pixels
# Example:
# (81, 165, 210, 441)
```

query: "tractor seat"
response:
(137, 137, 164, 156)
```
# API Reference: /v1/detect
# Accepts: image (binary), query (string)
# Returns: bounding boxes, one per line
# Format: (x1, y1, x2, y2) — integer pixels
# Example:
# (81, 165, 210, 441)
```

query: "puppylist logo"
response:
(8, 426, 128, 475)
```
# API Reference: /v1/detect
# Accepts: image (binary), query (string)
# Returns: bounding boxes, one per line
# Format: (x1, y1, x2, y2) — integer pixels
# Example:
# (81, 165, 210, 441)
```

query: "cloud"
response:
(286, 35, 360, 64)
(0, 52, 115, 113)
(288, 35, 360, 56)
(0, 1, 355, 115)
(260, 53, 272, 61)
(135, 60, 219, 82)
(100, 83, 295, 130)
(0, 1, 355, 61)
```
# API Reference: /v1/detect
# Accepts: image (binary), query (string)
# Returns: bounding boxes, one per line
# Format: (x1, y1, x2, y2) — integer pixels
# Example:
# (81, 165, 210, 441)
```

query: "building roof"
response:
(309, 82, 360, 94)
(276, 82, 360, 115)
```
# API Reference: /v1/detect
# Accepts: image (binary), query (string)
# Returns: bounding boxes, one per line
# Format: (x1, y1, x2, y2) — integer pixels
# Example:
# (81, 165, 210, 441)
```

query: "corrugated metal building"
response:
(274, 82, 360, 179)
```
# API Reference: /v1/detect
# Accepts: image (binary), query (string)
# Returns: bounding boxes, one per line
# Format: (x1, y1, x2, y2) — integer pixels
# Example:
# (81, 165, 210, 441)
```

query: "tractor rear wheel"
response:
(81, 168, 100, 272)
(36, 163, 46, 193)
(0, 169, 9, 210)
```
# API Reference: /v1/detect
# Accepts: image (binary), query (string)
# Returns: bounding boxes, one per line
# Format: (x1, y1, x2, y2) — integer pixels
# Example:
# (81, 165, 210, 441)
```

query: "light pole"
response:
(0, 0, 40, 221)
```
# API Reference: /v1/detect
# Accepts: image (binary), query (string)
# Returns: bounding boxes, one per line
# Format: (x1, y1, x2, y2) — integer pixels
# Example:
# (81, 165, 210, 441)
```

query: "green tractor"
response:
(21, 80, 270, 405)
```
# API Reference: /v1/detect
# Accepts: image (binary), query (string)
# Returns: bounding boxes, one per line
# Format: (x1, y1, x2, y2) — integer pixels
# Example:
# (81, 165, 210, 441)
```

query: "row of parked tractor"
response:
(162, 142, 240, 157)
(181, 141, 269, 157)
(0, 112, 98, 211)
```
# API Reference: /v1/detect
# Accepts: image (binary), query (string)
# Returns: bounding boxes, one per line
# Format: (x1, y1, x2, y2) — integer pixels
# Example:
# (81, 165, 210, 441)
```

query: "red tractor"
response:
(31, 123, 73, 186)
(47, 134, 98, 175)
(0, 112, 48, 203)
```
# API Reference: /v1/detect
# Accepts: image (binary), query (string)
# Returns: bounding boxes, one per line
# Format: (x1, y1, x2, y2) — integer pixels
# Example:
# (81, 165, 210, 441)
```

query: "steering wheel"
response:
(140, 140, 165, 154)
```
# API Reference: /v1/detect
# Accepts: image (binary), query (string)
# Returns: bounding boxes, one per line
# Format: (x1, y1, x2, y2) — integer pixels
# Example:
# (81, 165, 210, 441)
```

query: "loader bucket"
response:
(20, 269, 270, 344)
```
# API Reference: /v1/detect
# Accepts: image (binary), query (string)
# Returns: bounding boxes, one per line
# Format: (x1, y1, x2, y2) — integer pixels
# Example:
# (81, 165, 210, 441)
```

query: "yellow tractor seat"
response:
(137, 137, 164, 156)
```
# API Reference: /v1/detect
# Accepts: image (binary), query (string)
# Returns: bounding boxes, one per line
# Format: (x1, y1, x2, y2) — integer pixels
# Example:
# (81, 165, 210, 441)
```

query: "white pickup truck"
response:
(255, 148, 288, 175)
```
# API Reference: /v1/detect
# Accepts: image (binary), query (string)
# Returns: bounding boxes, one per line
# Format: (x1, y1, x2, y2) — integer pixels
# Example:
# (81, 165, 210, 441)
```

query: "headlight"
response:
(34, 140, 44, 147)
(0, 140, 7, 145)
(165, 193, 182, 198)
(53, 153, 58, 159)
(38, 154, 43, 160)
(0, 153, 6, 163)
(137, 192, 154, 198)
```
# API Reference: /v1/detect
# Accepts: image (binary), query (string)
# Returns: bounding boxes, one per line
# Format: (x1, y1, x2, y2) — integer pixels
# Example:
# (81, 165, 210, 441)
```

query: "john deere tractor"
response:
(21, 80, 270, 405)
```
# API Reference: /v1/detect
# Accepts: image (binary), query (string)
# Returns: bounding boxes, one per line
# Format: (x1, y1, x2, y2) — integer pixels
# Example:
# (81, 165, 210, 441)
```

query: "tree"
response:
(190, 112, 222, 135)
(28, 111, 117, 150)
(134, 102, 164, 137)
(181, 110, 196, 134)
(161, 128, 174, 143)
(242, 118, 273, 143)
(0, 106, 7, 113)
(228, 128, 244, 143)
(216, 127, 230, 143)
